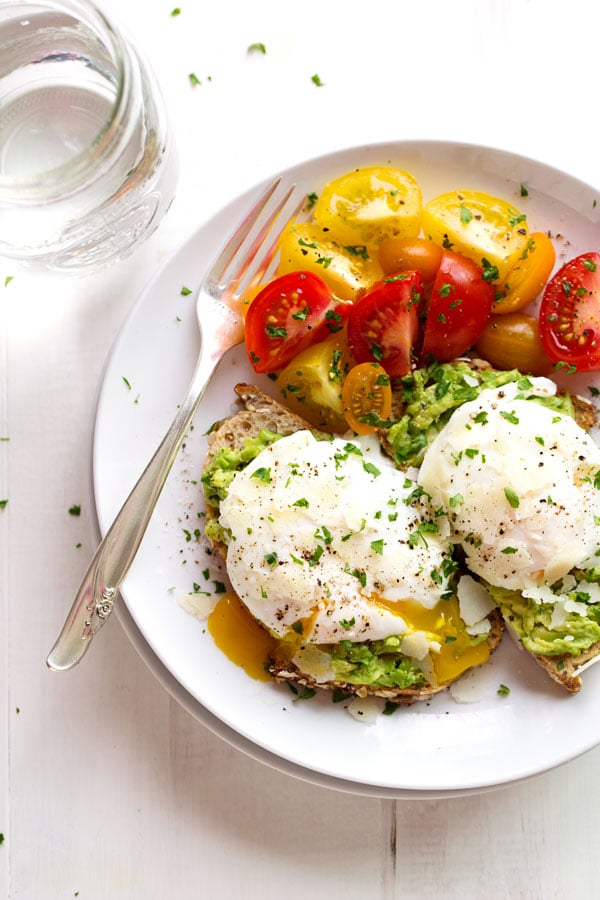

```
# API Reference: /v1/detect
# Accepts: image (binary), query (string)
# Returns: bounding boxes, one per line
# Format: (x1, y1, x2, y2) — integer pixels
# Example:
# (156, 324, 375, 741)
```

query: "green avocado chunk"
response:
(384, 362, 574, 469)
(328, 636, 427, 688)
(486, 580, 600, 656)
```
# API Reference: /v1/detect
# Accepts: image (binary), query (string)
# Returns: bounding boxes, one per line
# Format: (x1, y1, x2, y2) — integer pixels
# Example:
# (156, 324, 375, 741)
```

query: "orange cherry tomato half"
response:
(378, 237, 443, 283)
(475, 312, 554, 376)
(493, 232, 556, 314)
(342, 362, 393, 434)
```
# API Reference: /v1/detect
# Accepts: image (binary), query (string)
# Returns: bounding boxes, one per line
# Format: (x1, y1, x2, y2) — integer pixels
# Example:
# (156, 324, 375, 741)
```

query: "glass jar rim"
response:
(0, 0, 131, 201)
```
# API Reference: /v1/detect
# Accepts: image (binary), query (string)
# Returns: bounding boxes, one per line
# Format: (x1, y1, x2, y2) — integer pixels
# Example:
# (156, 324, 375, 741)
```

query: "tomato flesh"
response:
(421, 251, 494, 363)
(539, 252, 600, 372)
(342, 363, 392, 435)
(313, 166, 422, 246)
(276, 332, 355, 433)
(245, 271, 347, 373)
(347, 271, 423, 377)
(423, 189, 529, 280)
(277, 221, 383, 301)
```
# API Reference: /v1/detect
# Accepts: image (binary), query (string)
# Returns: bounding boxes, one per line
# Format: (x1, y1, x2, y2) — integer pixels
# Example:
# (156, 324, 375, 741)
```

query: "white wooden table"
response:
(2, 1, 600, 896)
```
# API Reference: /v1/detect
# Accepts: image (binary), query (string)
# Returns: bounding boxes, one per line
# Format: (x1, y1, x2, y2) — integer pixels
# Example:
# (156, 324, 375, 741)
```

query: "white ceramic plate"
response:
(93, 140, 600, 796)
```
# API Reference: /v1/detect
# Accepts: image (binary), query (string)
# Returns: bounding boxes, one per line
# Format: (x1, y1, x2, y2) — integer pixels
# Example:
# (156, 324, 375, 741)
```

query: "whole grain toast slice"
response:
(202, 383, 504, 703)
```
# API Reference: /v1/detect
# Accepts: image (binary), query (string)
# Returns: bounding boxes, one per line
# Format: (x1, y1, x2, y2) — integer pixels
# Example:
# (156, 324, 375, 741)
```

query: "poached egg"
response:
(218, 430, 457, 648)
(418, 377, 600, 591)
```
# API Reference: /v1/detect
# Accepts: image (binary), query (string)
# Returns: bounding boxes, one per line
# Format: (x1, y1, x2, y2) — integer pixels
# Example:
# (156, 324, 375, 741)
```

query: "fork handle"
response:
(46, 342, 223, 672)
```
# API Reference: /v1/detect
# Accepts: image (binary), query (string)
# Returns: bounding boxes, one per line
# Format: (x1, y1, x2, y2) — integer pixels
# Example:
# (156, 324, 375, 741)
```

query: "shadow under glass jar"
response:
(0, 0, 178, 272)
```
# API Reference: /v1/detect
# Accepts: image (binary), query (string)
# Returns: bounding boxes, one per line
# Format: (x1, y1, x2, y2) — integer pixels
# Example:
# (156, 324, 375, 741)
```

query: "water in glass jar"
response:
(0, 4, 177, 271)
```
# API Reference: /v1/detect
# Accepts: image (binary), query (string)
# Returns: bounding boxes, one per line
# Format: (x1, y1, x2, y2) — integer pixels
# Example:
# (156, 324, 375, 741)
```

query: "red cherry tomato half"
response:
(244, 271, 346, 373)
(421, 250, 494, 363)
(346, 271, 423, 377)
(539, 252, 600, 373)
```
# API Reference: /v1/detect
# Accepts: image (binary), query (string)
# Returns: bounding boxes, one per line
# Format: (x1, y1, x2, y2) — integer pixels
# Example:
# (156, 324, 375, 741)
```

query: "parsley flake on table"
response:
(0, 500, 7, 510)
(311, 73, 325, 86)
(497, 683, 511, 696)
(188, 72, 201, 87)
(4, 275, 13, 287)
(180, 285, 193, 296)
(247, 42, 266, 54)
(68, 505, 81, 517)
(170, 7, 181, 15)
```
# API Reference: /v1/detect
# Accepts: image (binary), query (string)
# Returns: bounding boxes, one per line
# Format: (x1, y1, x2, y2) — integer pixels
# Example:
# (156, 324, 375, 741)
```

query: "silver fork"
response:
(47, 177, 301, 671)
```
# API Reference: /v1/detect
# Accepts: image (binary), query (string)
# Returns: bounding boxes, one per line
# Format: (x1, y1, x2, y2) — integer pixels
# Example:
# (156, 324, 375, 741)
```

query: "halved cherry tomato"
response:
(421, 250, 494, 363)
(493, 232, 556, 314)
(313, 166, 422, 246)
(475, 312, 554, 376)
(277, 221, 383, 301)
(378, 237, 443, 283)
(346, 271, 423, 377)
(276, 332, 355, 433)
(342, 363, 392, 434)
(539, 252, 600, 372)
(245, 271, 347, 373)
(423, 189, 529, 280)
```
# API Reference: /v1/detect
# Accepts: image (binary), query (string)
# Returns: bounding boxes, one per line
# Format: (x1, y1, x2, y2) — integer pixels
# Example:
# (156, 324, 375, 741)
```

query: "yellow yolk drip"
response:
(376, 596, 491, 684)
(208, 592, 490, 687)
(208, 593, 277, 681)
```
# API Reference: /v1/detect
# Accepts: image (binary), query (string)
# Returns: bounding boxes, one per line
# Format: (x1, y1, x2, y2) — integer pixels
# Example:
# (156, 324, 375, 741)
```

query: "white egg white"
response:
(219, 430, 455, 645)
(418, 377, 600, 590)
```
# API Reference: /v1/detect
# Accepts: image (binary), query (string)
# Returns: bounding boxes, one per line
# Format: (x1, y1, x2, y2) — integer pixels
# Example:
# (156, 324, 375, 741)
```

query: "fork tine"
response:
(225, 189, 306, 297)
(208, 177, 282, 284)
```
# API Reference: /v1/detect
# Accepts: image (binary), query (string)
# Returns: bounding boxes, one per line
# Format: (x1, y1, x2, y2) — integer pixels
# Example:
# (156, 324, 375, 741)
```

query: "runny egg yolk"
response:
(208, 593, 277, 681)
(376, 596, 491, 684)
(209, 592, 490, 686)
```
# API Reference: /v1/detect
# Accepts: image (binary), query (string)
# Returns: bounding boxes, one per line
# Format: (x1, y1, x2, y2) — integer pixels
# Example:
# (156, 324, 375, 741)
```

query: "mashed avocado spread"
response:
(486, 577, 600, 656)
(329, 637, 426, 688)
(385, 361, 574, 469)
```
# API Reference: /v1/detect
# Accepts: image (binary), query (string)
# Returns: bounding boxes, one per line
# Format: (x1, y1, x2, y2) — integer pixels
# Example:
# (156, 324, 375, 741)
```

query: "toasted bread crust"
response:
(527, 640, 600, 694)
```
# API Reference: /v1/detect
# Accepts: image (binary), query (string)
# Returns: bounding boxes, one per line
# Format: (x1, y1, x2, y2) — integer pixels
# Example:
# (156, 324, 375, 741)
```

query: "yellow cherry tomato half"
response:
(313, 166, 422, 247)
(342, 362, 393, 435)
(276, 332, 355, 433)
(422, 189, 529, 281)
(474, 312, 554, 376)
(493, 232, 556, 314)
(378, 236, 443, 283)
(277, 221, 383, 301)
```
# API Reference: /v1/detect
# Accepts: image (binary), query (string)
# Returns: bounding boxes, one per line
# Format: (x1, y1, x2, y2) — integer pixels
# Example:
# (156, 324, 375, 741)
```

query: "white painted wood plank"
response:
(393, 751, 600, 899)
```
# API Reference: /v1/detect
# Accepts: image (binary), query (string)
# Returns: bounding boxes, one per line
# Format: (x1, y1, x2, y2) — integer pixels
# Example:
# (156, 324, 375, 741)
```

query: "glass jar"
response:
(0, 0, 178, 272)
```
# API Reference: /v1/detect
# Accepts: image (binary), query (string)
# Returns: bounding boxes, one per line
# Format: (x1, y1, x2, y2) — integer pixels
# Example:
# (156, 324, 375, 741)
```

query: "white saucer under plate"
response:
(93, 140, 600, 796)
